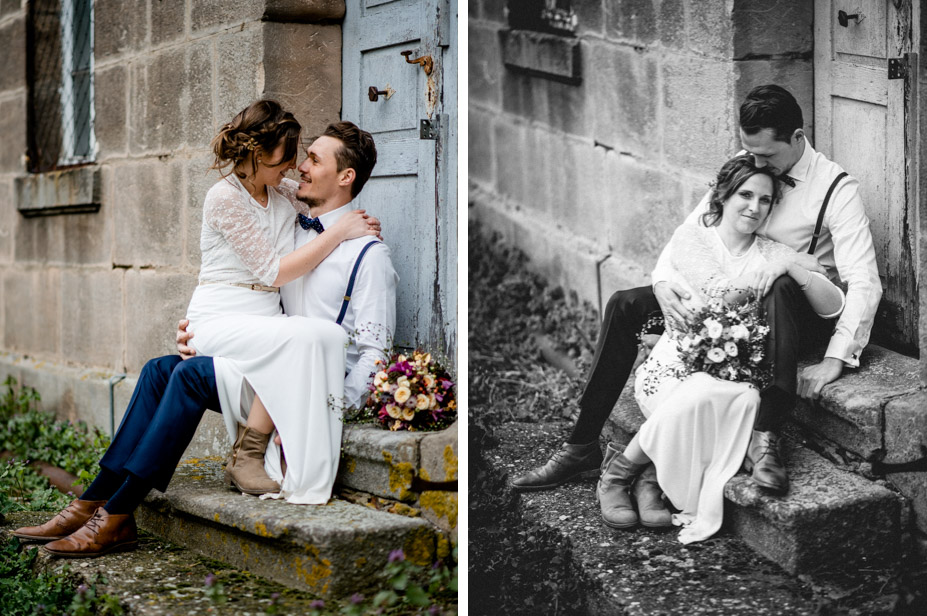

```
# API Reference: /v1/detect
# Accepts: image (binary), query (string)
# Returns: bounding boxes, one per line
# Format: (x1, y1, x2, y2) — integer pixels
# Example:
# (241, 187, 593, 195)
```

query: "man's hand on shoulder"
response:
(798, 357, 844, 400)
(177, 319, 196, 360)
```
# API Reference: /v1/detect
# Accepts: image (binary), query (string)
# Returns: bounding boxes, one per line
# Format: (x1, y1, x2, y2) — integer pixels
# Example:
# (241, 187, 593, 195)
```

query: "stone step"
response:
(1, 512, 338, 615)
(137, 457, 441, 599)
(594, 387, 904, 574)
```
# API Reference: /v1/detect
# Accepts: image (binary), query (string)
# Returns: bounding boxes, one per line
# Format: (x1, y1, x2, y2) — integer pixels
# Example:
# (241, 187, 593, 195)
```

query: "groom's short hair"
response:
(739, 85, 803, 143)
(319, 121, 378, 198)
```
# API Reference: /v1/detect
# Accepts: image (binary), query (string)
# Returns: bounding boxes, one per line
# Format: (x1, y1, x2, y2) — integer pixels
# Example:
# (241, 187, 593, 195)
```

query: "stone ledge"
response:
(15, 166, 101, 217)
(139, 458, 439, 598)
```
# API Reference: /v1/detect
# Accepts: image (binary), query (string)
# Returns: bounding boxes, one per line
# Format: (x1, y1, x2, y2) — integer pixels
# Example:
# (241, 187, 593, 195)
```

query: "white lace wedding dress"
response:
(633, 223, 841, 543)
(185, 174, 347, 505)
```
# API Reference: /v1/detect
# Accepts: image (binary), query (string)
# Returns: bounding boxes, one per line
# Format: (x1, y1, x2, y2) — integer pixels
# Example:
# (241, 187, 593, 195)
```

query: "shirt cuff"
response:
(824, 335, 861, 368)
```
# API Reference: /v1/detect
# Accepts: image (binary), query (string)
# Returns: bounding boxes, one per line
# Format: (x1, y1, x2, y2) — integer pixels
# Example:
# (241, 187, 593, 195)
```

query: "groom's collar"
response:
(784, 139, 814, 184)
(315, 202, 355, 228)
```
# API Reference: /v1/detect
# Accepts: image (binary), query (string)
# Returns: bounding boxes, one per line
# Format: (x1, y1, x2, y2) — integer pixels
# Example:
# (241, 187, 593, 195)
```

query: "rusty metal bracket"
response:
(401, 50, 433, 75)
(420, 117, 439, 140)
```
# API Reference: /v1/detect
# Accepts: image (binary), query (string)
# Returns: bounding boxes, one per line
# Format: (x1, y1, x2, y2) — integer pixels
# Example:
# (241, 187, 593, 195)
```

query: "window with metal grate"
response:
(26, 0, 94, 173)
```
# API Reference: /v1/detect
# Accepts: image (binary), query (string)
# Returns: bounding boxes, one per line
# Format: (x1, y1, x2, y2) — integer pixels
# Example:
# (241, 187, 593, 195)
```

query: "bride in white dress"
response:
(598, 155, 845, 543)
(183, 100, 380, 505)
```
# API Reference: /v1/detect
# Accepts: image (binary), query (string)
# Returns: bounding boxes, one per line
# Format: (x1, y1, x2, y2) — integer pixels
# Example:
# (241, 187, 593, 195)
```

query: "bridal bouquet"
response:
(673, 295, 772, 389)
(363, 350, 457, 432)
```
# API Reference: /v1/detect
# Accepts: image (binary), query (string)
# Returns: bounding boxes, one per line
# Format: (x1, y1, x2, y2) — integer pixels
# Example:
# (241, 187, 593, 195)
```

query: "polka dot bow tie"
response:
(298, 213, 325, 234)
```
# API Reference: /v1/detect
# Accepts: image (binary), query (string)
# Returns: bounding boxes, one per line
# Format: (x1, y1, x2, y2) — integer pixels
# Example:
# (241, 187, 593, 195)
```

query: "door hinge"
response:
(420, 117, 439, 140)
(888, 55, 909, 80)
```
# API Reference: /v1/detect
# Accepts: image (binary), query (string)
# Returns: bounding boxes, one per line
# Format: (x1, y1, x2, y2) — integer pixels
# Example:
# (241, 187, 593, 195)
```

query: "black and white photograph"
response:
(470, 1, 927, 614)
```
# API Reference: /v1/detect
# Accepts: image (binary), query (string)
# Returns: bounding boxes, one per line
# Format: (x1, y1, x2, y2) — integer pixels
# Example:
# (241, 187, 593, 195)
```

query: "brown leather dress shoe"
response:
(511, 440, 603, 491)
(744, 430, 789, 494)
(43, 509, 138, 558)
(12, 498, 107, 542)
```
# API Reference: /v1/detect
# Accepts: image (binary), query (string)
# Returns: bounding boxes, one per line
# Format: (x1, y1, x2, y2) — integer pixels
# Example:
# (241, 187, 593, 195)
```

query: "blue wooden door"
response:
(343, 0, 457, 363)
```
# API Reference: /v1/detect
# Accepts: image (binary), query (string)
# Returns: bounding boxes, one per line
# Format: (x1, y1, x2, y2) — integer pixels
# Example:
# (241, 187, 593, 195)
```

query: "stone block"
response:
(883, 390, 927, 533)
(216, 26, 264, 125)
(662, 56, 737, 174)
(113, 160, 185, 266)
(0, 16, 25, 92)
(0, 0, 20, 18)
(60, 269, 125, 370)
(736, 59, 814, 141)
(0, 180, 12, 264)
(687, 0, 733, 57)
(657, 0, 686, 49)
(261, 22, 341, 138)
(192, 0, 263, 32)
(545, 72, 591, 138)
(493, 120, 527, 203)
(94, 0, 147, 59)
(732, 0, 813, 59)
(180, 40, 215, 149)
(151, 0, 186, 45)
(605, 0, 657, 45)
(0, 95, 25, 173)
(468, 23, 502, 106)
(337, 424, 426, 502)
(574, 0, 604, 36)
(725, 443, 901, 574)
(793, 345, 920, 459)
(467, 107, 495, 185)
(520, 126, 551, 217)
(587, 40, 659, 156)
(546, 231, 606, 309)
(3, 268, 61, 356)
(133, 47, 185, 154)
(597, 256, 650, 315)
(124, 270, 199, 373)
(500, 29, 581, 82)
(182, 411, 231, 459)
(94, 64, 127, 159)
(185, 153, 221, 268)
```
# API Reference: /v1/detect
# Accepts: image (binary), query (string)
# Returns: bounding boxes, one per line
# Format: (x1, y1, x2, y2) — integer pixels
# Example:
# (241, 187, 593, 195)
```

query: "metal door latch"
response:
(420, 118, 438, 140)
(889, 56, 908, 80)
(401, 50, 434, 75)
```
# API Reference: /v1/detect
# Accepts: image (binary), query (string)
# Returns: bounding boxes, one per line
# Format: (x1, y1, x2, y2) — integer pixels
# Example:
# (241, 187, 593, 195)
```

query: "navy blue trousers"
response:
(99, 355, 221, 493)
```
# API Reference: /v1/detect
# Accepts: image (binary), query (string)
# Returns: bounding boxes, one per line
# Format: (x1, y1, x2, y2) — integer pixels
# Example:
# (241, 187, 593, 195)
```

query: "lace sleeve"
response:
(203, 182, 281, 286)
(755, 237, 799, 263)
(669, 224, 730, 296)
(274, 178, 310, 216)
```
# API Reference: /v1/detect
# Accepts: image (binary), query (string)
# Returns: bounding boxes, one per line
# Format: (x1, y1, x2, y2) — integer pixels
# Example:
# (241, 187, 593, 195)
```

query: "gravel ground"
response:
(467, 222, 927, 616)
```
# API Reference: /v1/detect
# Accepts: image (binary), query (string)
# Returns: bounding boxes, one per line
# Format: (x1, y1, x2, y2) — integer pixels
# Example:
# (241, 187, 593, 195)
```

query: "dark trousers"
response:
(568, 276, 826, 444)
(99, 355, 221, 493)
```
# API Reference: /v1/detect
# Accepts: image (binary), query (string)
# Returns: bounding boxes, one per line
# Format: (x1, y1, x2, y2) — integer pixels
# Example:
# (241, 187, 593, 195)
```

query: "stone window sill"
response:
(500, 29, 582, 84)
(15, 166, 101, 218)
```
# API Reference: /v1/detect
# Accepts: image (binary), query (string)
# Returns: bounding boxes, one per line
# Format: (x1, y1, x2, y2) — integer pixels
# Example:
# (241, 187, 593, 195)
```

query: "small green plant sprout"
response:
(204, 573, 228, 604)
(264, 591, 282, 614)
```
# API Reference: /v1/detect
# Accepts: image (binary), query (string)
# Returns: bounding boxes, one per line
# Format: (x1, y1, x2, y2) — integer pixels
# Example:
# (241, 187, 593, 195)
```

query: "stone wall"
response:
(0, 0, 342, 436)
(469, 0, 813, 315)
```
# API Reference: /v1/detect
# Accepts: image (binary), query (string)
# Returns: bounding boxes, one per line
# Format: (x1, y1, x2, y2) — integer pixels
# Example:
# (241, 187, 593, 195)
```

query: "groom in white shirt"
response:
(180, 120, 398, 410)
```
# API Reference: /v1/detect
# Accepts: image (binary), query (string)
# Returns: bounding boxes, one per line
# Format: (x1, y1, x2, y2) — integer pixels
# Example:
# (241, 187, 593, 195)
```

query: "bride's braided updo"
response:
(210, 100, 301, 178)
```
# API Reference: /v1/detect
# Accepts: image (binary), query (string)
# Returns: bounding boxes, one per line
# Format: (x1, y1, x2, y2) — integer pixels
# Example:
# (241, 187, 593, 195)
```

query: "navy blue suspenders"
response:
(336, 240, 381, 325)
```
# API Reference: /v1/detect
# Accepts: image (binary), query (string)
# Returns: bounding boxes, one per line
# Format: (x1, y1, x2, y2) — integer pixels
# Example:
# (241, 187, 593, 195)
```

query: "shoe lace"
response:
(756, 438, 782, 465)
(84, 512, 104, 534)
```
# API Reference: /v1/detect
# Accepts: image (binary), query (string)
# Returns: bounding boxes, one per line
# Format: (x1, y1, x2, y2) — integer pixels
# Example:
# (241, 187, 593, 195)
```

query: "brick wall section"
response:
(470, 0, 816, 316)
(0, 1, 344, 423)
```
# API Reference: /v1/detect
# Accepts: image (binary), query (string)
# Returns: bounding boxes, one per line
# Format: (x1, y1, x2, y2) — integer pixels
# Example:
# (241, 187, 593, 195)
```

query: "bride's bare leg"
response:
(246, 394, 274, 434)
(622, 434, 651, 465)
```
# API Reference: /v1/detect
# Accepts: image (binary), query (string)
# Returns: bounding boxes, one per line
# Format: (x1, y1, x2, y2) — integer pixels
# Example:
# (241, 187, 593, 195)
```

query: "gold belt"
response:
(200, 281, 280, 293)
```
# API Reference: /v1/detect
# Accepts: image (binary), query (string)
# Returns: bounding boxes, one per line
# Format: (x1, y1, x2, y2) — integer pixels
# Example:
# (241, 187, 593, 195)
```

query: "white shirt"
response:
(280, 204, 399, 409)
(652, 142, 881, 367)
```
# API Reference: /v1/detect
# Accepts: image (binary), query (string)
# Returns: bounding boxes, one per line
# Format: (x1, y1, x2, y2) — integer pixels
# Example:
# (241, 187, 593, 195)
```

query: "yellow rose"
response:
(423, 374, 435, 388)
(394, 386, 412, 404)
(415, 394, 429, 410)
(429, 393, 437, 409)
(401, 406, 415, 421)
(386, 404, 401, 419)
(375, 370, 388, 383)
(397, 354, 408, 363)
(397, 376, 410, 389)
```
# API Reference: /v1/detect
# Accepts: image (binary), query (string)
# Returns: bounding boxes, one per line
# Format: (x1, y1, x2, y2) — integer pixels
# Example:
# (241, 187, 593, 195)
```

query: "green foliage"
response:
(0, 377, 109, 513)
(0, 537, 122, 615)
(203, 573, 228, 605)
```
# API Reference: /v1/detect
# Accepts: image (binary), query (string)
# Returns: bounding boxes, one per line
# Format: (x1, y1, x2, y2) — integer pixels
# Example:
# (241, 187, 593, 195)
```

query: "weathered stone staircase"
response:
(135, 421, 458, 599)
(600, 344, 923, 574)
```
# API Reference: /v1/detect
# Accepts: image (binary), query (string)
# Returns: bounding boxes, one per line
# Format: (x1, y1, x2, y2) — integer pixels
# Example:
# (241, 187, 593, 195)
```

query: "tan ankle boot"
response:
(633, 463, 673, 528)
(225, 427, 281, 495)
(597, 442, 646, 530)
